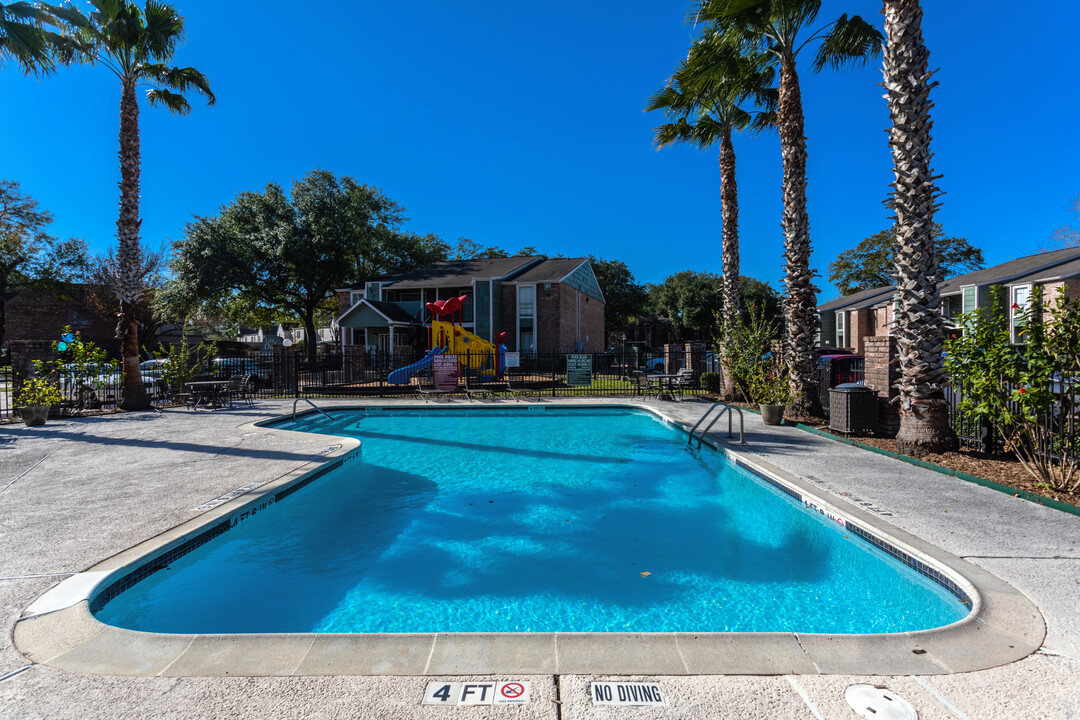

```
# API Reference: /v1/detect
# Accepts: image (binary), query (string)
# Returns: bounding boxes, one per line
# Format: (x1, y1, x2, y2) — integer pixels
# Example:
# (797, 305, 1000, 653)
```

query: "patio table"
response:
(646, 373, 683, 401)
(184, 380, 229, 409)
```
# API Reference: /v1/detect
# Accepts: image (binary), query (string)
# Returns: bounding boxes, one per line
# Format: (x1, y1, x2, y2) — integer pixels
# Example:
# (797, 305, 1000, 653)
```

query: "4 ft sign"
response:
(422, 681, 531, 706)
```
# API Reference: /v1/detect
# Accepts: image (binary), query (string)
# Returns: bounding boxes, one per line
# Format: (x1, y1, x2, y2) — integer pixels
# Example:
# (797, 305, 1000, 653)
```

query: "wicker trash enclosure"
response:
(828, 383, 876, 435)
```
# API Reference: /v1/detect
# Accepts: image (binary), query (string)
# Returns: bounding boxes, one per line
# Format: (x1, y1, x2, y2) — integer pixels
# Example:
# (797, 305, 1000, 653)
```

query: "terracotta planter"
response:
(20, 405, 51, 427)
(759, 403, 785, 426)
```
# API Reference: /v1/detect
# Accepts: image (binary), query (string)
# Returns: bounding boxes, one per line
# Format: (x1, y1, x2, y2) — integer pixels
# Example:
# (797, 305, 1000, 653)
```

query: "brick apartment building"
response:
(335, 256, 606, 354)
(818, 246, 1080, 354)
(3, 285, 117, 354)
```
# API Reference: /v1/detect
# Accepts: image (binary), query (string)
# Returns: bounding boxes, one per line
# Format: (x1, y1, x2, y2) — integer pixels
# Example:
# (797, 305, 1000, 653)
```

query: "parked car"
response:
(139, 358, 170, 378)
(212, 357, 271, 387)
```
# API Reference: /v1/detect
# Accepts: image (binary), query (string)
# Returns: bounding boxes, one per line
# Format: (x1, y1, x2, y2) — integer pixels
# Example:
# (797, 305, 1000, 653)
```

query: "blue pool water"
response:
(95, 407, 968, 634)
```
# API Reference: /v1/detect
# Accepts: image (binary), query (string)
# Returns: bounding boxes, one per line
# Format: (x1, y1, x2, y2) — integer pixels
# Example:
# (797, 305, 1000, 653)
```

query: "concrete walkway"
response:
(0, 398, 1077, 719)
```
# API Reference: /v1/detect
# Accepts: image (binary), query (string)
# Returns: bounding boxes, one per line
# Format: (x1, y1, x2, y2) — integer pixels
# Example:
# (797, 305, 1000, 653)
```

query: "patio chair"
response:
(671, 368, 696, 401)
(227, 375, 255, 407)
(506, 367, 535, 401)
(224, 375, 246, 407)
(415, 369, 448, 403)
(630, 370, 654, 400)
(162, 382, 192, 408)
(463, 371, 493, 402)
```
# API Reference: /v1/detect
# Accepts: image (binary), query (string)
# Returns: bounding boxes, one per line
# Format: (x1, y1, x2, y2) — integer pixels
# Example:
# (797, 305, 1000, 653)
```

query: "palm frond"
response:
(694, 0, 770, 23)
(0, 20, 51, 74)
(88, 0, 123, 21)
(812, 14, 883, 71)
(688, 115, 725, 148)
(39, 2, 94, 30)
(142, 0, 183, 60)
(141, 63, 215, 104)
(653, 119, 696, 149)
(747, 107, 776, 134)
(145, 86, 190, 114)
(4, 2, 48, 22)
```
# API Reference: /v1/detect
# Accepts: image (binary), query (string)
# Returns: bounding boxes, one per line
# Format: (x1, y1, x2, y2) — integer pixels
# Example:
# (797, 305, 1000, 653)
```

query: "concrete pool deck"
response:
(1, 398, 1077, 718)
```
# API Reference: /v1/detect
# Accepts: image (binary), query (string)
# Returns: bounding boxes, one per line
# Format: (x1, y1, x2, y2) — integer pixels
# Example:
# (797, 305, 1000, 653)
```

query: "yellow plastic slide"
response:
(430, 321, 499, 371)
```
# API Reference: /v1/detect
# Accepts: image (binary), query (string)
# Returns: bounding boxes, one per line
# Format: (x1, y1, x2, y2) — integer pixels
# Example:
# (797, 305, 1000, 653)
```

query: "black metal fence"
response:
(1, 347, 712, 421)
(250, 348, 709, 400)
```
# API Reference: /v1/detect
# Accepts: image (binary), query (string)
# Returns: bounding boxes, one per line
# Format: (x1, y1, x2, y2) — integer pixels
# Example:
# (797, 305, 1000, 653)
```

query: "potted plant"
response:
(747, 364, 791, 426)
(16, 376, 62, 426)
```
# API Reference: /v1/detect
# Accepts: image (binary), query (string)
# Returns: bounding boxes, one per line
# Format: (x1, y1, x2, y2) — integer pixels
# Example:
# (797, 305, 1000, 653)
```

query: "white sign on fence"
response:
(566, 353, 593, 387)
(432, 354, 459, 392)
(504, 352, 520, 368)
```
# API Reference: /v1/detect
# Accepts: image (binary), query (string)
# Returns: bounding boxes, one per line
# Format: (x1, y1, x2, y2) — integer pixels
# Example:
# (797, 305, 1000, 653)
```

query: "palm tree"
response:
(694, 0, 882, 417)
(43, 1, 213, 410)
(883, 0, 956, 455)
(0, 1, 73, 74)
(646, 38, 774, 330)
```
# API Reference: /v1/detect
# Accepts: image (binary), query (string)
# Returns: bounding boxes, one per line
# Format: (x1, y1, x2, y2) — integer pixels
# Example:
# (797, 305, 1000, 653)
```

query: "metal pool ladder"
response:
(687, 402, 746, 447)
(293, 397, 334, 422)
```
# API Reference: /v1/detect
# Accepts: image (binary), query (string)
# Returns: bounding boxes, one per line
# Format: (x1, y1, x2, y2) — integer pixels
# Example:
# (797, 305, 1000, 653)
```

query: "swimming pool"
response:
(93, 407, 968, 635)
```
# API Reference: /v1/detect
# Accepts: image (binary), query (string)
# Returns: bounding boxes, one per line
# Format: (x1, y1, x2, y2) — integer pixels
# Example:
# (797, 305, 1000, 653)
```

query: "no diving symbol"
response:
(500, 683, 525, 699)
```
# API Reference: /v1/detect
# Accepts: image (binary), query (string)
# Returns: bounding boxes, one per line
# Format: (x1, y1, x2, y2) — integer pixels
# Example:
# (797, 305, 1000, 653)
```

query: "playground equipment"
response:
(386, 296, 507, 384)
(386, 346, 445, 386)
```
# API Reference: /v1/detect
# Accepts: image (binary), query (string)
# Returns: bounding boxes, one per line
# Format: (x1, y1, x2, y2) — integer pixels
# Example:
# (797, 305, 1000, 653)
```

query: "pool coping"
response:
(13, 402, 1045, 677)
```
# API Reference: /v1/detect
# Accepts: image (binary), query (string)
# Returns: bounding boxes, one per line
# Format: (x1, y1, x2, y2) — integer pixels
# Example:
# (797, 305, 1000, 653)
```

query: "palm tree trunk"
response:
(777, 54, 821, 417)
(117, 77, 148, 410)
(719, 126, 741, 327)
(884, 0, 956, 455)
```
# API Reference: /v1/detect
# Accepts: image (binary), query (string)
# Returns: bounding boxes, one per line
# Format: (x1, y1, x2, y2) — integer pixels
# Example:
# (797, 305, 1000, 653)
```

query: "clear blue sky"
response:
(3, 1, 1078, 302)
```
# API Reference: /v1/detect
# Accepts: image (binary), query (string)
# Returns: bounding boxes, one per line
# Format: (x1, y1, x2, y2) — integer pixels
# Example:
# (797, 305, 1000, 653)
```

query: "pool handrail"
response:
(292, 397, 334, 422)
(688, 401, 746, 447)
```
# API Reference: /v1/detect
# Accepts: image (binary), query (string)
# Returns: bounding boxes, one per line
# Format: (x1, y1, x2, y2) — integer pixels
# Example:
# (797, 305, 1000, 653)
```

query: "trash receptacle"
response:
(829, 383, 876, 435)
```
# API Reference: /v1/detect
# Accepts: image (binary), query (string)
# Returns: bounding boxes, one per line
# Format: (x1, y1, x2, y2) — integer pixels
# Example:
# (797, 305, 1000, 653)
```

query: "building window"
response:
(520, 330, 534, 353)
(835, 310, 845, 348)
(386, 290, 421, 302)
(1011, 285, 1031, 344)
(351, 292, 363, 306)
(962, 286, 977, 314)
(518, 286, 534, 317)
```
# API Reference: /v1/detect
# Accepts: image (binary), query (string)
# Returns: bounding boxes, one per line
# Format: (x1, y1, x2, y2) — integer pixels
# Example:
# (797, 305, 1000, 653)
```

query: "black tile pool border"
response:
(733, 456, 973, 609)
(88, 458, 347, 614)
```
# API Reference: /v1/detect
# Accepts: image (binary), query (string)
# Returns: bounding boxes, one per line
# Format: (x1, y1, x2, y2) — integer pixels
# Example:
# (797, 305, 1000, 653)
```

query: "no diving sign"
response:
(591, 682, 666, 706)
(423, 681, 531, 706)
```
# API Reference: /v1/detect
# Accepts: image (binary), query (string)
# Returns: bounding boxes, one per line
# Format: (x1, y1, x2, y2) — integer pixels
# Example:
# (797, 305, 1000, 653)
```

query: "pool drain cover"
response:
(844, 685, 918, 720)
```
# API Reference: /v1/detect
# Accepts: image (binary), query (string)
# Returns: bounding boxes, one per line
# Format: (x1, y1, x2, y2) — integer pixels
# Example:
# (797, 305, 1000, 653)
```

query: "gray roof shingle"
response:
(817, 284, 895, 312)
(379, 256, 543, 289)
(505, 258, 589, 284)
(938, 246, 1080, 295)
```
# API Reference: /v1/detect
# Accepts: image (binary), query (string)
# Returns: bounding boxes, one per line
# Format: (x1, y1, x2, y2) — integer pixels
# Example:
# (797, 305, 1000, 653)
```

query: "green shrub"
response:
(15, 377, 61, 407)
(946, 285, 1080, 491)
(719, 303, 786, 403)
(699, 371, 722, 392)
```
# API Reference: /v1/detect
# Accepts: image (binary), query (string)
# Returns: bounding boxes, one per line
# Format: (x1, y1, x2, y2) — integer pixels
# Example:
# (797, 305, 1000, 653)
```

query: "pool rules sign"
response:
(423, 681, 530, 706)
(566, 353, 592, 387)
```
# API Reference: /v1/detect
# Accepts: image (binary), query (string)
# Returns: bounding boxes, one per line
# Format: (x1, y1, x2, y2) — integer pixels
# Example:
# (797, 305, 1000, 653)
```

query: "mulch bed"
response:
(714, 397, 1080, 510)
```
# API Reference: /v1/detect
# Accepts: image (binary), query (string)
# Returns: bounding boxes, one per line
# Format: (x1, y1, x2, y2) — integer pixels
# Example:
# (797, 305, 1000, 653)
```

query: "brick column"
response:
(683, 342, 706, 379)
(9, 340, 54, 386)
(662, 344, 679, 373)
(863, 337, 899, 436)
